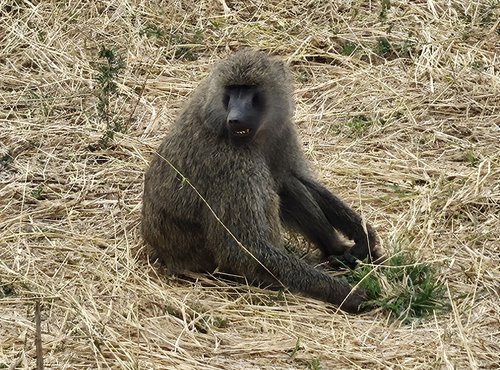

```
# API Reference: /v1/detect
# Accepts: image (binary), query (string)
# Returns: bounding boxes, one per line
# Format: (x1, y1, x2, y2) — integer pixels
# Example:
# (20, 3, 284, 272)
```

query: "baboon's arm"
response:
(297, 176, 379, 263)
(279, 176, 348, 256)
(203, 176, 365, 313)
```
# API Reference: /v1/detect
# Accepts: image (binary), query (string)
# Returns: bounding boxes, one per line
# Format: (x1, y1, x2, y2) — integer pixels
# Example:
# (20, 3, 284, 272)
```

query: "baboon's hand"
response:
(338, 286, 370, 314)
(327, 246, 387, 269)
(327, 252, 358, 269)
(370, 247, 387, 265)
(348, 223, 382, 264)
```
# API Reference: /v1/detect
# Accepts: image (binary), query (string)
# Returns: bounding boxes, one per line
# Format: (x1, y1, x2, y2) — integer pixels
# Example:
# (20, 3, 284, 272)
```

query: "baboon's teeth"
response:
(235, 129, 250, 135)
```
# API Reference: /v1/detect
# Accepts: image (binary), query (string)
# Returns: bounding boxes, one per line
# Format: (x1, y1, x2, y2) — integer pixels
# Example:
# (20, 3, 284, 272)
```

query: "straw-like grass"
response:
(1, 1, 498, 368)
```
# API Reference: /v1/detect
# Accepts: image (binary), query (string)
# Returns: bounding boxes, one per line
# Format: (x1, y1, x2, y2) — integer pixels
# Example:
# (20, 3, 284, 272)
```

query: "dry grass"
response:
(1, 0, 499, 368)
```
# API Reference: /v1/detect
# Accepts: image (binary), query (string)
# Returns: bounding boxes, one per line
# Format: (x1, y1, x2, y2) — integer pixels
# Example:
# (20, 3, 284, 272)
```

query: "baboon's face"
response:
(222, 85, 265, 144)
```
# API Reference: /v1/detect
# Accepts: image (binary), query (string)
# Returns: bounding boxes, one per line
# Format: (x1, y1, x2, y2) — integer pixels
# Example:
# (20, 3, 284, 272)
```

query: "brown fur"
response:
(142, 50, 381, 313)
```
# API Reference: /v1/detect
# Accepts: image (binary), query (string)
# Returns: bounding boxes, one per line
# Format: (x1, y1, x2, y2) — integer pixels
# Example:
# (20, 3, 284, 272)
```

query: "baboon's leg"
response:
(142, 206, 216, 273)
(279, 177, 349, 257)
(297, 176, 380, 263)
(204, 173, 366, 313)
(213, 233, 365, 313)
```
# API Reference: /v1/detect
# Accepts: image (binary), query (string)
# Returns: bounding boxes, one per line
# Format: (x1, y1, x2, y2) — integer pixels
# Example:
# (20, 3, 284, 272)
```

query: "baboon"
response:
(142, 49, 382, 313)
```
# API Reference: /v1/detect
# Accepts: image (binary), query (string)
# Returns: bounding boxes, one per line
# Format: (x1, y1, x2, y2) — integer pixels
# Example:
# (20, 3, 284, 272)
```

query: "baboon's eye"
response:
(222, 93, 230, 108)
(252, 93, 261, 107)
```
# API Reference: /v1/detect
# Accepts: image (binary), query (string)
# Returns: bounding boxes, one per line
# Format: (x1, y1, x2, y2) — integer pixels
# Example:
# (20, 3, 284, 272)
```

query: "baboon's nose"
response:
(227, 109, 243, 125)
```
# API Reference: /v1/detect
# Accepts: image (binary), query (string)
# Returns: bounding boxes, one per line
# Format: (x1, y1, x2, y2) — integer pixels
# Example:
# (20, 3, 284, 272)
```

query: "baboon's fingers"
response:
(371, 248, 387, 265)
(280, 177, 349, 256)
(328, 244, 386, 268)
(337, 287, 370, 314)
(327, 252, 358, 269)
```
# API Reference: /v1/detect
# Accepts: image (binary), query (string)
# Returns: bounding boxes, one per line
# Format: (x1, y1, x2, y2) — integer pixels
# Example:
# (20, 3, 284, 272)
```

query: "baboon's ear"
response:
(273, 59, 288, 74)
(271, 58, 292, 85)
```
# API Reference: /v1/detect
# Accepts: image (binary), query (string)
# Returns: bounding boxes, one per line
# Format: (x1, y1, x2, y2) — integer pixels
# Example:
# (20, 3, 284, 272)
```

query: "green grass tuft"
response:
(374, 37, 393, 56)
(346, 114, 372, 133)
(346, 246, 449, 323)
(340, 41, 359, 56)
(308, 358, 322, 370)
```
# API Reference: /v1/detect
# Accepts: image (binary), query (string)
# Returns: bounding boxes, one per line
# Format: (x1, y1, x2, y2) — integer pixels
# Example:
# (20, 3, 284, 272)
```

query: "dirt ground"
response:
(1, 1, 498, 369)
